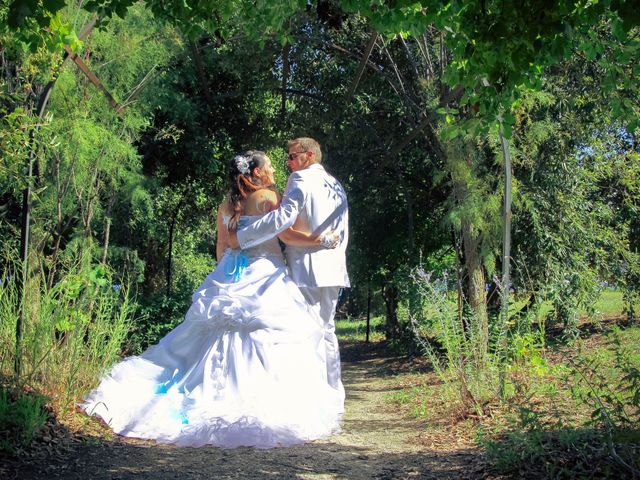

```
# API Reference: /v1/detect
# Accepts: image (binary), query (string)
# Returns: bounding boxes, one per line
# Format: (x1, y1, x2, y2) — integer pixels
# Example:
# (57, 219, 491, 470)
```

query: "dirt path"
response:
(4, 342, 492, 479)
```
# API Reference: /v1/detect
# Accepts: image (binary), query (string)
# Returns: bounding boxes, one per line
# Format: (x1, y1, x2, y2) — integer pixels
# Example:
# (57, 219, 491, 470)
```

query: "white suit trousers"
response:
(298, 286, 344, 400)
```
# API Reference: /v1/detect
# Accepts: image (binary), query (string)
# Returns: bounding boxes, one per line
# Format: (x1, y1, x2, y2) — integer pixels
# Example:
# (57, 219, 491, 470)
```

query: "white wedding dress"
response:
(82, 215, 343, 448)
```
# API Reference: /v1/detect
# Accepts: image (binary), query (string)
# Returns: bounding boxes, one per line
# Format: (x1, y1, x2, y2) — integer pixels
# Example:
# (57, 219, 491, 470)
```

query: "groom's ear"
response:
(303, 151, 315, 168)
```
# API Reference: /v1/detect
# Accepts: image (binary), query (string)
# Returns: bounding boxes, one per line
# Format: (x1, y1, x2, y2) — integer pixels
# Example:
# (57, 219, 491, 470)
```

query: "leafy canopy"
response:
(6, 0, 639, 132)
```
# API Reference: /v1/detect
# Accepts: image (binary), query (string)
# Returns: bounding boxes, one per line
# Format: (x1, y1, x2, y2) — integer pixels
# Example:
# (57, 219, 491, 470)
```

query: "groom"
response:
(230, 137, 349, 395)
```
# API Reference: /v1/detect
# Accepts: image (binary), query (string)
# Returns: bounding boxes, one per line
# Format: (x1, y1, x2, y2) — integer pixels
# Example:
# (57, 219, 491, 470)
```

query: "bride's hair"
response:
(227, 150, 272, 232)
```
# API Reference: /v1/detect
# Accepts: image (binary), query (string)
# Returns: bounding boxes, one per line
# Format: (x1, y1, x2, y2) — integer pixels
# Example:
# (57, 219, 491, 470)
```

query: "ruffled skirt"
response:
(82, 251, 343, 447)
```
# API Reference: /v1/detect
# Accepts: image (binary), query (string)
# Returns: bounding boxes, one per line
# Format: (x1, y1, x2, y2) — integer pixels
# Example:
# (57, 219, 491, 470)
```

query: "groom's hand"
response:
(228, 229, 240, 249)
(319, 231, 340, 249)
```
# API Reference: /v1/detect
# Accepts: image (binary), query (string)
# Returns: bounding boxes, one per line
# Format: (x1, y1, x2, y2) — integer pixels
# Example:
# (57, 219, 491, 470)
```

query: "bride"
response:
(82, 150, 344, 448)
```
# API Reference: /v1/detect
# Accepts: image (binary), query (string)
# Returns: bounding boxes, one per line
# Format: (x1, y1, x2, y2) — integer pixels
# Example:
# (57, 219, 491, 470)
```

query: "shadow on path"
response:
(6, 441, 489, 480)
(3, 340, 494, 480)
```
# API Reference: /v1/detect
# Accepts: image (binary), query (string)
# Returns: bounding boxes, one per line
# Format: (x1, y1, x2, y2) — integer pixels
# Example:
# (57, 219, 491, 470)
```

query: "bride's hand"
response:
(318, 231, 340, 249)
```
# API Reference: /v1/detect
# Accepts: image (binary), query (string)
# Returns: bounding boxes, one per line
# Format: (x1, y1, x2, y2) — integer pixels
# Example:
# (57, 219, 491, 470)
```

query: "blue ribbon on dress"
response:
(169, 407, 189, 425)
(155, 369, 185, 394)
(224, 252, 248, 282)
(154, 370, 189, 425)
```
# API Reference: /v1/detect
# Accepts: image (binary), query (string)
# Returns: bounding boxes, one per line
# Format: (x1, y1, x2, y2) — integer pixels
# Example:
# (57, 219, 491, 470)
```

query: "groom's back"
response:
(285, 164, 349, 289)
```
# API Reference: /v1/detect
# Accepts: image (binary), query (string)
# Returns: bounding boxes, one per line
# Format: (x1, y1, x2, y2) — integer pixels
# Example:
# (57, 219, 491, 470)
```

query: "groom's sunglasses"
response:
(287, 151, 307, 161)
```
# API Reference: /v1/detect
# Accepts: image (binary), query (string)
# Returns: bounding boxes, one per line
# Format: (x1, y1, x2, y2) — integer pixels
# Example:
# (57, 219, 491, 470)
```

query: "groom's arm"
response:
(234, 174, 307, 249)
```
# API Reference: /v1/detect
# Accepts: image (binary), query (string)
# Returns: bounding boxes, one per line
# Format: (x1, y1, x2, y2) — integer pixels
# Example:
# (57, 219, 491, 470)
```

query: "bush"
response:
(131, 249, 215, 352)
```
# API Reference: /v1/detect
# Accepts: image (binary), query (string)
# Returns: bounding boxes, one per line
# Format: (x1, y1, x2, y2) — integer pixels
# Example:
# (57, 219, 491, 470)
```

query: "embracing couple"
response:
(82, 137, 349, 448)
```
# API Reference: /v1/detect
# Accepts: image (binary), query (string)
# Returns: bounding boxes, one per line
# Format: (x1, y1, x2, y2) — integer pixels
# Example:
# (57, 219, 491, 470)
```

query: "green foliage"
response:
(0, 105, 33, 193)
(103, 245, 145, 284)
(510, 86, 640, 337)
(46, 11, 82, 53)
(0, 387, 48, 453)
(482, 327, 640, 478)
(403, 266, 499, 414)
(569, 329, 640, 429)
(0, 245, 136, 412)
(444, 136, 502, 277)
(1, 2, 639, 459)
(8, 0, 639, 130)
(484, 427, 639, 479)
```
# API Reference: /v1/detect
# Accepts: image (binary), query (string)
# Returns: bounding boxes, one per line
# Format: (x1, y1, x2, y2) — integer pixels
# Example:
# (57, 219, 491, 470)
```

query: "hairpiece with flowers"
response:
(234, 155, 250, 175)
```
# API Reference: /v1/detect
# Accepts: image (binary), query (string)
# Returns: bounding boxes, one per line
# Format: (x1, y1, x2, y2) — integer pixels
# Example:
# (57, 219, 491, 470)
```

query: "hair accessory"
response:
(234, 155, 250, 175)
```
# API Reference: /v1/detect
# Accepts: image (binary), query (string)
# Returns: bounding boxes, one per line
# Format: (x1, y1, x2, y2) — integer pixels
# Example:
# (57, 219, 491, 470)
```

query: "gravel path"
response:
(4, 342, 491, 480)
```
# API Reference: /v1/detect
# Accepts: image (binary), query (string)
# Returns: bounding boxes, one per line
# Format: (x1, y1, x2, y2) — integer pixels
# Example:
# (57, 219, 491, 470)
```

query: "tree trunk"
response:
(366, 282, 372, 343)
(461, 220, 489, 359)
(281, 41, 290, 119)
(383, 283, 399, 339)
(166, 214, 177, 297)
(189, 40, 213, 108)
(499, 129, 513, 323)
(448, 142, 489, 361)
(345, 31, 377, 102)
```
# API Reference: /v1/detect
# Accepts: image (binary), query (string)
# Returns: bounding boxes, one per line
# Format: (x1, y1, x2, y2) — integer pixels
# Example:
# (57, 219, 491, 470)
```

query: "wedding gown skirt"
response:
(82, 233, 343, 448)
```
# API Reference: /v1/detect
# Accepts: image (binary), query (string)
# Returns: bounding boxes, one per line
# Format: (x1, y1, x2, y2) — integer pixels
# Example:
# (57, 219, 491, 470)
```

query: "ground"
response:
(1, 341, 496, 480)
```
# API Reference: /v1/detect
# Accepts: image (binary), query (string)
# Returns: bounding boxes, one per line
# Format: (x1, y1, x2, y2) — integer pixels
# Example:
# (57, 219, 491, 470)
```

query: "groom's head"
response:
(287, 137, 322, 172)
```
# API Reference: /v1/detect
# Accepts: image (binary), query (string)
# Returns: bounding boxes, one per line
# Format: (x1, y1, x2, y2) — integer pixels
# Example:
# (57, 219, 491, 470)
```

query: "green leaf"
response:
(501, 122, 512, 139)
(503, 112, 515, 125)
(611, 17, 627, 42)
(582, 40, 597, 60)
(441, 125, 460, 140)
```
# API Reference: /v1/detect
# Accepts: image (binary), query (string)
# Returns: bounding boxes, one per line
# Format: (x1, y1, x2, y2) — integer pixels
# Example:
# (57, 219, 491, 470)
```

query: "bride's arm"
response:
(216, 204, 229, 261)
(278, 228, 322, 247)
(279, 227, 340, 248)
(251, 190, 322, 247)
(257, 190, 334, 247)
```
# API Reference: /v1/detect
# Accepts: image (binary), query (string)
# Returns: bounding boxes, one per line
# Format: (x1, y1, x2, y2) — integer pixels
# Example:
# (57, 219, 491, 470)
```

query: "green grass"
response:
(338, 290, 636, 344)
(1, 259, 136, 415)
(594, 289, 630, 317)
(510, 289, 634, 322)
(336, 315, 386, 342)
(0, 386, 48, 453)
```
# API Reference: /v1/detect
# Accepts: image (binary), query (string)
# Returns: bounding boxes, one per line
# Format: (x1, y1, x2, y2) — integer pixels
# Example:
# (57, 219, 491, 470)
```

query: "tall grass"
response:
(406, 267, 508, 415)
(0, 247, 135, 414)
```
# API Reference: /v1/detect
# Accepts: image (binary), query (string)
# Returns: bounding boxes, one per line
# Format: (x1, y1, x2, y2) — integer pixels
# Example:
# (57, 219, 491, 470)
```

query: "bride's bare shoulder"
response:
(246, 188, 279, 215)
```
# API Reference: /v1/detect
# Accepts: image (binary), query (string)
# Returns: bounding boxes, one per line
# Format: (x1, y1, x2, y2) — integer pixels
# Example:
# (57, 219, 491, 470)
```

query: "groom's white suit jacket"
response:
(237, 163, 350, 288)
